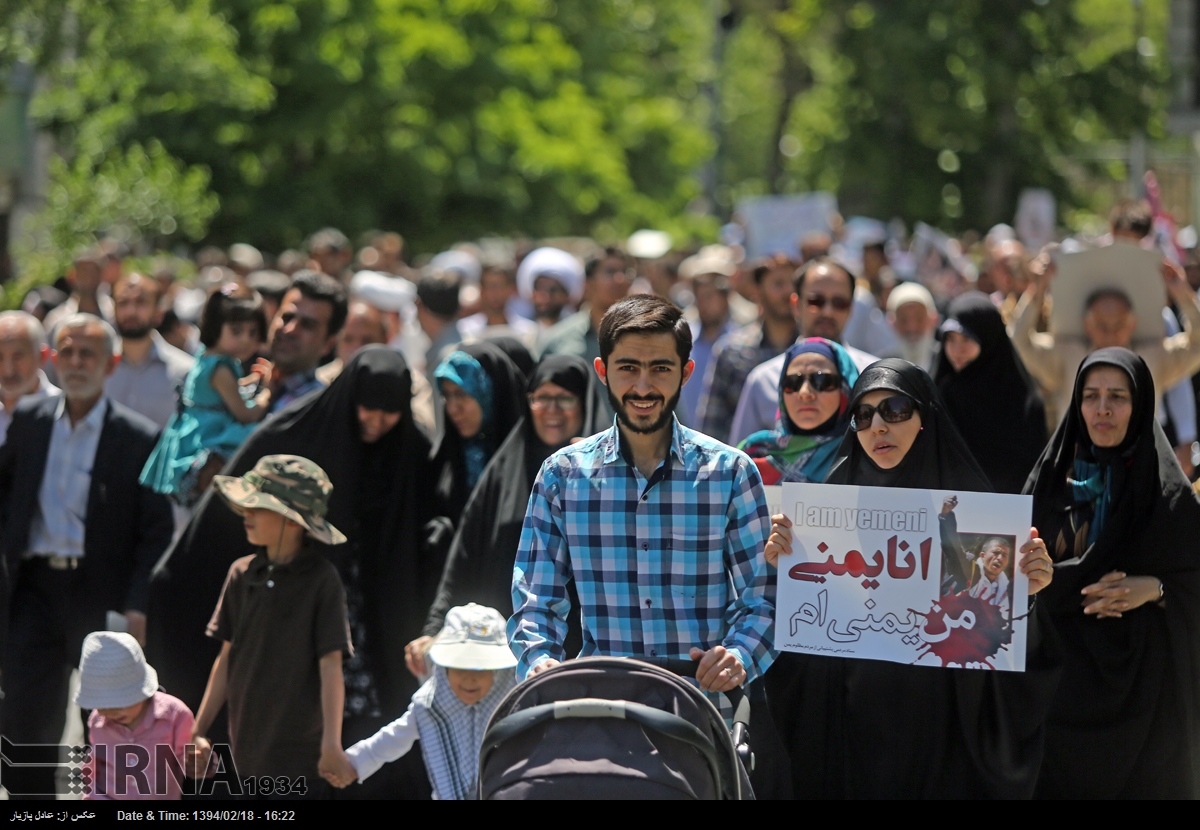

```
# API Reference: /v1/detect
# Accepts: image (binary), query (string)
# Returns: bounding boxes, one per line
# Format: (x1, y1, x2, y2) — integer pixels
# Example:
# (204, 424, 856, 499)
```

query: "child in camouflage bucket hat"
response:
(189, 454, 353, 792)
(212, 454, 347, 545)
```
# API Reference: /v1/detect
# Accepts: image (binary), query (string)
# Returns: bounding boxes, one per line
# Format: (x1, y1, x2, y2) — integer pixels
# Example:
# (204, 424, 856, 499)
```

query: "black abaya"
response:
(422, 355, 606, 639)
(1026, 348, 1200, 798)
(933, 293, 1048, 494)
(768, 359, 1060, 799)
(147, 347, 452, 721)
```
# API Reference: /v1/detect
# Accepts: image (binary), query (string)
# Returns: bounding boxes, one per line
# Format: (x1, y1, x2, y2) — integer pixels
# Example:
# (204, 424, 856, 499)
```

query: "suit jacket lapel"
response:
(24, 397, 57, 498)
(86, 400, 116, 528)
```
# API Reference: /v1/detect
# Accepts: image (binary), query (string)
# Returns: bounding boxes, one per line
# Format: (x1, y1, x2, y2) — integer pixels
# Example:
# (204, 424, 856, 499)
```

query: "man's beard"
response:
(117, 322, 154, 340)
(607, 382, 682, 435)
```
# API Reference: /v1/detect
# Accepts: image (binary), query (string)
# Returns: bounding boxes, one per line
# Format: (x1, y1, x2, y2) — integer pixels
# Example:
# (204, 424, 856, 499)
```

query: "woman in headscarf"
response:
(1025, 348, 1200, 798)
(432, 341, 529, 518)
(738, 338, 860, 485)
(761, 359, 1058, 799)
(933, 292, 1048, 494)
(147, 347, 453, 797)
(404, 354, 607, 674)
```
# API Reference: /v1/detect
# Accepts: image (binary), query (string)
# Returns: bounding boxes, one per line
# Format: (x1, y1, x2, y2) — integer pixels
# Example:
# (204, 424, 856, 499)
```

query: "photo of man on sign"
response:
(939, 495, 1016, 616)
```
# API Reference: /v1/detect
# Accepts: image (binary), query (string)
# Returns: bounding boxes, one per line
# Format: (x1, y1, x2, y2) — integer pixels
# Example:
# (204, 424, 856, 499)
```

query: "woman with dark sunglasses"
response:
(737, 338, 860, 485)
(761, 358, 1059, 799)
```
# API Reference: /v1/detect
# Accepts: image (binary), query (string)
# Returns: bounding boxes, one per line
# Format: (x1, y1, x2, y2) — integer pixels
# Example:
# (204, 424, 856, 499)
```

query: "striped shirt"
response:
(508, 416, 776, 682)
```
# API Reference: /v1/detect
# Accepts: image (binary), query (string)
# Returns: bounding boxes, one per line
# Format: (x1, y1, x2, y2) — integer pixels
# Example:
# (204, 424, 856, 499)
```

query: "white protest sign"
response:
(738, 192, 837, 260)
(1050, 243, 1166, 343)
(774, 483, 1032, 671)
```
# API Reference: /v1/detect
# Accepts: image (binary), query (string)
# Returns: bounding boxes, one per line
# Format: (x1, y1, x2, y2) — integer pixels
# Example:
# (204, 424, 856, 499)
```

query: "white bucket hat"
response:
(75, 632, 158, 710)
(428, 604, 518, 671)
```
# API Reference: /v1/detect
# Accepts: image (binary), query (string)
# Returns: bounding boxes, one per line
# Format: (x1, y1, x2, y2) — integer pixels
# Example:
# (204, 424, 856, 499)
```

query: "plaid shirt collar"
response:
(599, 414, 687, 469)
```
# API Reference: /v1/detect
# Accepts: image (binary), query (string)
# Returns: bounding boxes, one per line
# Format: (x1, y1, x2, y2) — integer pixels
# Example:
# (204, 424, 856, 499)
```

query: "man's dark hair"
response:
(793, 256, 855, 296)
(598, 294, 692, 365)
(416, 271, 461, 319)
(1085, 286, 1132, 312)
(306, 227, 350, 254)
(1109, 199, 1153, 239)
(289, 269, 349, 336)
(751, 254, 797, 285)
(981, 536, 1013, 556)
(198, 285, 269, 349)
(481, 264, 515, 285)
(585, 246, 631, 278)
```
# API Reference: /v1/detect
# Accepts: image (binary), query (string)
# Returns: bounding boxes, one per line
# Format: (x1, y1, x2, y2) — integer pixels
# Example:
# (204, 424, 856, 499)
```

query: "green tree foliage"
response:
(135, 0, 716, 252)
(1, 0, 271, 291)
(719, 0, 1169, 230)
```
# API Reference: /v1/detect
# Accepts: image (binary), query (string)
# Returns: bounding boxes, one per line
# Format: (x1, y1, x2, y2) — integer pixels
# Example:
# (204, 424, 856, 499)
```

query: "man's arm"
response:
(507, 465, 572, 680)
(1008, 286, 1062, 395)
(1156, 268, 1200, 390)
(718, 457, 776, 685)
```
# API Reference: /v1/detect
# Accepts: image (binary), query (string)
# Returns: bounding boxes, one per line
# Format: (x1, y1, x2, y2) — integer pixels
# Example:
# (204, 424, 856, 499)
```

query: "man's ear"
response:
(39, 345, 51, 366)
(593, 356, 607, 386)
(105, 353, 120, 376)
(681, 358, 695, 386)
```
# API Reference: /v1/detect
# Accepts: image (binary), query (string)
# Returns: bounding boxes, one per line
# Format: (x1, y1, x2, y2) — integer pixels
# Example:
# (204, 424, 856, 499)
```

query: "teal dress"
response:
(140, 349, 260, 503)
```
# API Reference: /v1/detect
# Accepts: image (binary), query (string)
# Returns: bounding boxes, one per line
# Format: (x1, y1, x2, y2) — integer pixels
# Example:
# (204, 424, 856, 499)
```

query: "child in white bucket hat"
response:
(322, 603, 517, 799)
(75, 631, 194, 800)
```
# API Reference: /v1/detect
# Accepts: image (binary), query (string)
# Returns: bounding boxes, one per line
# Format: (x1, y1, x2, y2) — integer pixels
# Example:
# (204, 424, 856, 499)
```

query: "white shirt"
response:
(27, 396, 108, 558)
(842, 287, 899, 357)
(968, 570, 1011, 615)
(727, 341, 878, 446)
(457, 311, 538, 342)
(106, 331, 194, 429)
(345, 702, 418, 784)
(0, 371, 61, 445)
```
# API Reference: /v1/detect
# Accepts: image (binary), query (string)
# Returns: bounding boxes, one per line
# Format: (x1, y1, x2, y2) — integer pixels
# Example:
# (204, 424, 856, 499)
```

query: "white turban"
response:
(350, 270, 416, 313)
(516, 247, 585, 305)
(429, 250, 482, 284)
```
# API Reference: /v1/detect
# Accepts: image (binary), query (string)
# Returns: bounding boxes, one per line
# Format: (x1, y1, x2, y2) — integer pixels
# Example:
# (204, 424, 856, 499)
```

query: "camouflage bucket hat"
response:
(213, 454, 347, 545)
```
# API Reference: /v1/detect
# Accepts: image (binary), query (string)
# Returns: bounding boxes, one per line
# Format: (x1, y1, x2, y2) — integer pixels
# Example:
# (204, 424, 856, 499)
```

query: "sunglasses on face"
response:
(805, 293, 853, 312)
(527, 394, 580, 412)
(781, 371, 841, 395)
(850, 395, 918, 431)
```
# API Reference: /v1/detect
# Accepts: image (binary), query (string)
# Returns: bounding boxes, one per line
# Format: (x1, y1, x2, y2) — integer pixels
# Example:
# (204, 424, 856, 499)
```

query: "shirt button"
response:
(645, 599, 652, 608)
(650, 649, 657, 657)
(642, 543, 648, 550)
(641, 495, 647, 502)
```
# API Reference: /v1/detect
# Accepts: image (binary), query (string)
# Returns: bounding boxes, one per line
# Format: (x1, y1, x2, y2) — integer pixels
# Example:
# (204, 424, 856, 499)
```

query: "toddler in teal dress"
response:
(141, 285, 271, 505)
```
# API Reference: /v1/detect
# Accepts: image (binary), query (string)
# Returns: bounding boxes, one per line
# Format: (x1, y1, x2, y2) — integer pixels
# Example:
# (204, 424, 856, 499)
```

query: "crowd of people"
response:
(0, 201, 1197, 801)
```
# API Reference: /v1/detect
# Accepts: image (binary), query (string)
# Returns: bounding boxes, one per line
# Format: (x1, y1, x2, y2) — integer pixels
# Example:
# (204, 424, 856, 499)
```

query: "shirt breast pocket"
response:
(667, 530, 727, 600)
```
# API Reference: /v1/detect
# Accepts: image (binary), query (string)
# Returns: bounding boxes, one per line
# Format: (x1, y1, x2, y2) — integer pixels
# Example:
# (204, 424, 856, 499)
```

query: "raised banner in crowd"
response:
(771, 483, 1032, 672)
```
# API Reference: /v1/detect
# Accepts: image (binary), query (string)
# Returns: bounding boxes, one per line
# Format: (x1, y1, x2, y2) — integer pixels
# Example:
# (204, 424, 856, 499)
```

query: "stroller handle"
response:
(642, 657, 750, 729)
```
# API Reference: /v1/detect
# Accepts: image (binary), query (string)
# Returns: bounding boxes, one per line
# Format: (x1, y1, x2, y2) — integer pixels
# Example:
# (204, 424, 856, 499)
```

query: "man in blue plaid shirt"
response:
(509, 295, 776, 694)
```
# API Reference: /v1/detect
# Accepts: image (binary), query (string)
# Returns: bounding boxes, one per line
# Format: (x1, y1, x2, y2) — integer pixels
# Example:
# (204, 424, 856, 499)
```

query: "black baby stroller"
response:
(478, 657, 753, 799)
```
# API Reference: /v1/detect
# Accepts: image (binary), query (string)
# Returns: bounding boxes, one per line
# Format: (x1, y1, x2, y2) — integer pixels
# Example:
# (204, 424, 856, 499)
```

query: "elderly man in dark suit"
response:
(0, 313, 172, 796)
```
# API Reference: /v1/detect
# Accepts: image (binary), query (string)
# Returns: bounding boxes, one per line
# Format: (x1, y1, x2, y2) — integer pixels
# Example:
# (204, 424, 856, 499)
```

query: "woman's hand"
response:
(1019, 528, 1053, 595)
(404, 636, 434, 679)
(941, 495, 958, 516)
(319, 748, 358, 789)
(1082, 571, 1163, 618)
(763, 513, 794, 567)
(186, 736, 213, 778)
